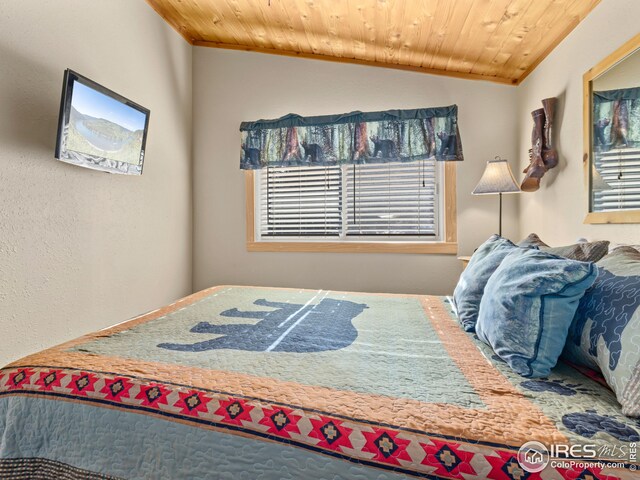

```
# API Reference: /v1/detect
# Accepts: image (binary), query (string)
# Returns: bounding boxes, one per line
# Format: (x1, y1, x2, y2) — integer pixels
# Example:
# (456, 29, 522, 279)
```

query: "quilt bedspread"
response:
(0, 286, 638, 479)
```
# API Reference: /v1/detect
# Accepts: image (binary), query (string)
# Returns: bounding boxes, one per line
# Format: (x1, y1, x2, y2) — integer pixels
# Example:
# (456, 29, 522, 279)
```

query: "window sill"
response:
(584, 210, 640, 224)
(246, 241, 458, 254)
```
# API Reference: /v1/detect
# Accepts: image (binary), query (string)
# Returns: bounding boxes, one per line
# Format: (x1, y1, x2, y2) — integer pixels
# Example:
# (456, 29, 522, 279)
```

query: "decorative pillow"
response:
(609, 243, 640, 254)
(518, 233, 549, 248)
(476, 248, 598, 378)
(518, 233, 609, 262)
(563, 247, 640, 417)
(545, 241, 610, 263)
(453, 235, 518, 332)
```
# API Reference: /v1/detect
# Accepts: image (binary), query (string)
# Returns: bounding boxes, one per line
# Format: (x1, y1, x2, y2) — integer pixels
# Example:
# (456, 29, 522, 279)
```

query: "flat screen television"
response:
(55, 69, 150, 175)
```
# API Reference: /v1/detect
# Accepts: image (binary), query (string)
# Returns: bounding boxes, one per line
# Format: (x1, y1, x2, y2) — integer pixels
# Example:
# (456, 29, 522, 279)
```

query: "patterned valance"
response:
(239, 105, 463, 170)
(593, 87, 640, 149)
(594, 86, 640, 102)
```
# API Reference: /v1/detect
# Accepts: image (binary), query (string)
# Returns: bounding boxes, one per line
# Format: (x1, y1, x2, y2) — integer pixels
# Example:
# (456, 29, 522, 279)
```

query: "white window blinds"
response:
(593, 148, 640, 211)
(346, 161, 437, 236)
(260, 165, 342, 237)
(258, 160, 439, 239)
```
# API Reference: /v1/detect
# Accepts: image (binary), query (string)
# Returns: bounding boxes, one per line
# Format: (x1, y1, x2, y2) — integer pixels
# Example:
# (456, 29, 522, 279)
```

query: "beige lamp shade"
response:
(472, 157, 520, 195)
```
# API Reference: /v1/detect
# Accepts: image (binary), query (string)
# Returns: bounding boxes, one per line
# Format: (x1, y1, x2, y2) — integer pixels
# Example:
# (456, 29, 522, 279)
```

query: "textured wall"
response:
(192, 48, 519, 296)
(517, 0, 640, 244)
(0, 1, 193, 366)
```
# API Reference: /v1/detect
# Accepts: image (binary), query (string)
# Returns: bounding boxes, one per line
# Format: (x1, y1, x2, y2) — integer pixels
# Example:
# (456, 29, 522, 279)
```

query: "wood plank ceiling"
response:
(145, 0, 600, 85)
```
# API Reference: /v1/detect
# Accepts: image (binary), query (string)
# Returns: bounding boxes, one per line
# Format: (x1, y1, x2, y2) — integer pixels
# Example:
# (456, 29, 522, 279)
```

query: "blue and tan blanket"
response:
(0, 286, 637, 479)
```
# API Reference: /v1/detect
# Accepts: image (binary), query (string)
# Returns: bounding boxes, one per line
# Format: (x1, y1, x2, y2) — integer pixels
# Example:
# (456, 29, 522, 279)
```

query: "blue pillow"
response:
(453, 235, 518, 332)
(563, 247, 640, 417)
(476, 248, 598, 378)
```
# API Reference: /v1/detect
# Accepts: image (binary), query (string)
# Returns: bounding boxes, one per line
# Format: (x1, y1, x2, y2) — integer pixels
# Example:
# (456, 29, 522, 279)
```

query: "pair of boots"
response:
(521, 97, 558, 192)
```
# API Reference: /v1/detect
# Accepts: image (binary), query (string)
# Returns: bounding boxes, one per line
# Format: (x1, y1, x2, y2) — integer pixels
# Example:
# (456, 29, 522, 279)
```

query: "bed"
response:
(0, 285, 637, 479)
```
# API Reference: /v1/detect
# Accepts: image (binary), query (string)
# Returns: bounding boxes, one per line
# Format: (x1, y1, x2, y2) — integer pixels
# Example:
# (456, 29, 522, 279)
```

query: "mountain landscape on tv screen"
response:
(66, 106, 143, 165)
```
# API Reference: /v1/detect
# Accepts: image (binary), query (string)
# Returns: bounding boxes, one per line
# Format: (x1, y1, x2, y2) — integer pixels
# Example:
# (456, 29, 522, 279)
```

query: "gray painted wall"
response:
(192, 48, 519, 296)
(0, 1, 193, 366)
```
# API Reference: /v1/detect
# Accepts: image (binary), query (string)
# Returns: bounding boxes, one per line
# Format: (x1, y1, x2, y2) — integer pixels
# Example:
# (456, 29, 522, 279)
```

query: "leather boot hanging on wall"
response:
(541, 97, 558, 169)
(521, 97, 558, 192)
(521, 108, 547, 192)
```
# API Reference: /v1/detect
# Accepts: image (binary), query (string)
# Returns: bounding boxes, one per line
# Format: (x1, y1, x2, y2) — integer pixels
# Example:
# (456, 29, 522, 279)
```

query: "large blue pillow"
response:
(453, 235, 518, 332)
(563, 247, 640, 417)
(476, 248, 598, 378)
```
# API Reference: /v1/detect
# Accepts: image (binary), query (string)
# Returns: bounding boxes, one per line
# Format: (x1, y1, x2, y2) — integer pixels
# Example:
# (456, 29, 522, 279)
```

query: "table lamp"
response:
(472, 156, 520, 236)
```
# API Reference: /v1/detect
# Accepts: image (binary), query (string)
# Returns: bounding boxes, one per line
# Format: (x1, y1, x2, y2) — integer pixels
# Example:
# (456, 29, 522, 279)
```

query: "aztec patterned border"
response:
(0, 366, 631, 480)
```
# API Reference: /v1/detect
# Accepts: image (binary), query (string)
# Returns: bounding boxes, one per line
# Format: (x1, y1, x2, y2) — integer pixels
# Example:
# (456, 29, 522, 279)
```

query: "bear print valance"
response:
(239, 105, 463, 170)
(593, 87, 640, 149)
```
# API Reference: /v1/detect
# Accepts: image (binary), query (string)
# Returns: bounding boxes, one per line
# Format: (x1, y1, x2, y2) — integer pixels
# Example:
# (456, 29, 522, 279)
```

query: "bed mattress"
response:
(0, 286, 637, 479)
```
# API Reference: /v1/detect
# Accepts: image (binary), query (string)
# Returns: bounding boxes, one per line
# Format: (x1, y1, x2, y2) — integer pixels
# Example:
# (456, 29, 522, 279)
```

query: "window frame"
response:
(583, 32, 640, 224)
(245, 162, 457, 254)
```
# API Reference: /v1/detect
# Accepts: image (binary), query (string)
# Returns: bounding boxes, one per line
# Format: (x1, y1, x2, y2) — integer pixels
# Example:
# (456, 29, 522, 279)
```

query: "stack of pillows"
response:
(453, 234, 640, 417)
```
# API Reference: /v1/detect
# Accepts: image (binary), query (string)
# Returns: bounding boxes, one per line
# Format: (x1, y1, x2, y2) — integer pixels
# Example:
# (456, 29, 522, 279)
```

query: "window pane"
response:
(346, 161, 437, 236)
(260, 165, 342, 237)
(257, 161, 441, 240)
(593, 148, 640, 211)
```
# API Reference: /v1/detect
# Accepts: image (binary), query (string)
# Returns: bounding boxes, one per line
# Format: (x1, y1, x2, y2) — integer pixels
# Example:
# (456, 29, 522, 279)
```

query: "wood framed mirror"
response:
(584, 33, 640, 224)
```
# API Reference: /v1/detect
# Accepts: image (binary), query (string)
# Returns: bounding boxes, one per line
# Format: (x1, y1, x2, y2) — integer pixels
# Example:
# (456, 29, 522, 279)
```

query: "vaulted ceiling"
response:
(146, 0, 600, 85)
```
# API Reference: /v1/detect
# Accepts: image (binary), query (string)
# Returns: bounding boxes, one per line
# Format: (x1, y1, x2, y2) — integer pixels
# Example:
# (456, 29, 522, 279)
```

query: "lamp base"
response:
(499, 192, 502, 237)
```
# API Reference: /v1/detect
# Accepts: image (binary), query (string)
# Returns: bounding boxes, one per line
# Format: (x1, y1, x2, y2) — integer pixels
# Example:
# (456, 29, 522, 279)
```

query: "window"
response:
(246, 162, 457, 254)
(592, 149, 640, 212)
(346, 162, 437, 237)
(259, 165, 343, 237)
